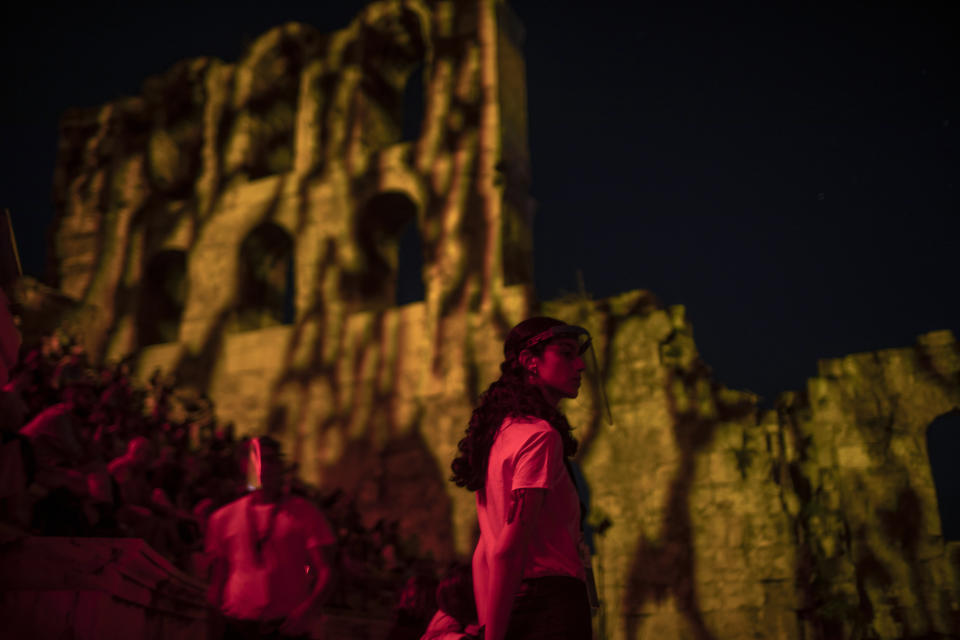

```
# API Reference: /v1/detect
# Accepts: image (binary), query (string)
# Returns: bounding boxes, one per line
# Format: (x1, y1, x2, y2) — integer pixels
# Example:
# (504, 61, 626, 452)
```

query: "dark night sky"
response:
(1, 1, 957, 405)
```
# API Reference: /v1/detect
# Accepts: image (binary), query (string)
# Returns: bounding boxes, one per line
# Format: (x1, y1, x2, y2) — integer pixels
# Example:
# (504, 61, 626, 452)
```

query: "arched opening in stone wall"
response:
(341, 191, 421, 310)
(137, 250, 187, 347)
(232, 222, 295, 331)
(926, 409, 960, 540)
(396, 219, 425, 305)
(401, 63, 424, 142)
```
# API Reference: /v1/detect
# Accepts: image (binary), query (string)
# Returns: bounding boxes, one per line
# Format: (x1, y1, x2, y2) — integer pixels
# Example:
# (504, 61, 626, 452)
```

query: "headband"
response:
(509, 324, 592, 360)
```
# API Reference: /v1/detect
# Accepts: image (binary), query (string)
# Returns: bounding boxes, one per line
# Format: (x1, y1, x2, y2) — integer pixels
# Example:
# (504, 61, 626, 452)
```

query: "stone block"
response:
(755, 605, 801, 640)
(635, 608, 704, 640)
(836, 443, 872, 469)
(704, 608, 763, 640)
(719, 581, 765, 610)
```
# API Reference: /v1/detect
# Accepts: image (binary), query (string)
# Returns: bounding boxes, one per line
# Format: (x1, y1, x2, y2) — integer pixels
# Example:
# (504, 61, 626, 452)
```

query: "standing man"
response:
(205, 436, 336, 639)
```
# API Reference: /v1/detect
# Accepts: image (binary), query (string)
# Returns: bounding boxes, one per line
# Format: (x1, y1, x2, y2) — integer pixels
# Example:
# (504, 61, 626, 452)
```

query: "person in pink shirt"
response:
(451, 317, 593, 640)
(205, 436, 336, 639)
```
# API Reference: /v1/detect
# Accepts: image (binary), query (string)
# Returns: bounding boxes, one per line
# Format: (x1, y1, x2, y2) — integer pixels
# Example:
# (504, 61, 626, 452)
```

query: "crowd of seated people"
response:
(0, 331, 446, 619)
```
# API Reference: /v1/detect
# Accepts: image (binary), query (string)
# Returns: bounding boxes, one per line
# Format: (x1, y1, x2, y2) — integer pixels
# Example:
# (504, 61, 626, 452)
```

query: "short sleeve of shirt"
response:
(294, 499, 337, 549)
(511, 426, 563, 491)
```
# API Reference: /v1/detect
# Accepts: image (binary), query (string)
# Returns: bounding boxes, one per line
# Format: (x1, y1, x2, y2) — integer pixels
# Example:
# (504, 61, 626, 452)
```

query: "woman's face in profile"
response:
(532, 337, 585, 400)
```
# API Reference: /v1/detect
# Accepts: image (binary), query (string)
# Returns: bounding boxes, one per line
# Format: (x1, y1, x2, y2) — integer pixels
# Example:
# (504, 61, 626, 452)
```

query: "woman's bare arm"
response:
(485, 487, 546, 640)
(473, 536, 490, 625)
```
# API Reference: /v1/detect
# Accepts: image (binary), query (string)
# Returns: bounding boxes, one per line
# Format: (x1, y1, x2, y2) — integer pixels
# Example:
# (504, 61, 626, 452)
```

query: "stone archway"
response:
(137, 249, 187, 347)
(232, 222, 295, 331)
(340, 191, 421, 310)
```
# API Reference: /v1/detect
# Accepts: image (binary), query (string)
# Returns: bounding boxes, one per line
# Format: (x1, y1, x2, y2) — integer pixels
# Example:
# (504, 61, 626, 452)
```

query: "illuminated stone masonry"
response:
(49, 0, 534, 583)
(43, 1, 960, 638)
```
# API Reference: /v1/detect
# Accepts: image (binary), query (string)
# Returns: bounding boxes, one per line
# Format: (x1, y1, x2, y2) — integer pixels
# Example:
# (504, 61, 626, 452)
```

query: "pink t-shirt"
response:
(476, 417, 584, 582)
(205, 493, 336, 620)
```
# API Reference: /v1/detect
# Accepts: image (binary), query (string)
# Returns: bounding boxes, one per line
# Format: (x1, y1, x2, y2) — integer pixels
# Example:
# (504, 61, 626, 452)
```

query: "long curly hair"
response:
(450, 317, 579, 492)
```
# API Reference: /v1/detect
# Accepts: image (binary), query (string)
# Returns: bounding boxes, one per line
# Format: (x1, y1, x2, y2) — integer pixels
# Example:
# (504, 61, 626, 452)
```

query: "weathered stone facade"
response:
(44, 1, 960, 638)
(50, 0, 534, 580)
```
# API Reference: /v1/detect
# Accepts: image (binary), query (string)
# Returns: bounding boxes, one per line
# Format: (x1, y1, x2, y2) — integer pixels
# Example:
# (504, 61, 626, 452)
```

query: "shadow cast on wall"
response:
(621, 356, 753, 640)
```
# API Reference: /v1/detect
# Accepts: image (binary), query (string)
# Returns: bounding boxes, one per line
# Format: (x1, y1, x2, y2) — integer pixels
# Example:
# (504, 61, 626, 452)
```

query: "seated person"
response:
(108, 436, 153, 506)
(20, 403, 86, 496)
(387, 572, 438, 640)
(109, 436, 179, 554)
(421, 563, 481, 640)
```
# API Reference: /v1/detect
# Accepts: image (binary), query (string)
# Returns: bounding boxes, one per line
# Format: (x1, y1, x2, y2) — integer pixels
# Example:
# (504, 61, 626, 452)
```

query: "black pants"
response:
(505, 576, 592, 640)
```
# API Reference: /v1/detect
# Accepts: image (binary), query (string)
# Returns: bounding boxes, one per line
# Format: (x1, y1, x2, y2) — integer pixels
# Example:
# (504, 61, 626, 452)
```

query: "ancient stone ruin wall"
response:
(44, 1, 960, 638)
(770, 330, 960, 638)
(552, 290, 960, 639)
(50, 0, 534, 358)
(49, 0, 535, 570)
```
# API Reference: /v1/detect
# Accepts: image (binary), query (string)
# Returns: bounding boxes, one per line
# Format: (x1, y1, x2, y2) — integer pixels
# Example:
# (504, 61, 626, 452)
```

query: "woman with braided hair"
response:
(451, 317, 593, 640)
